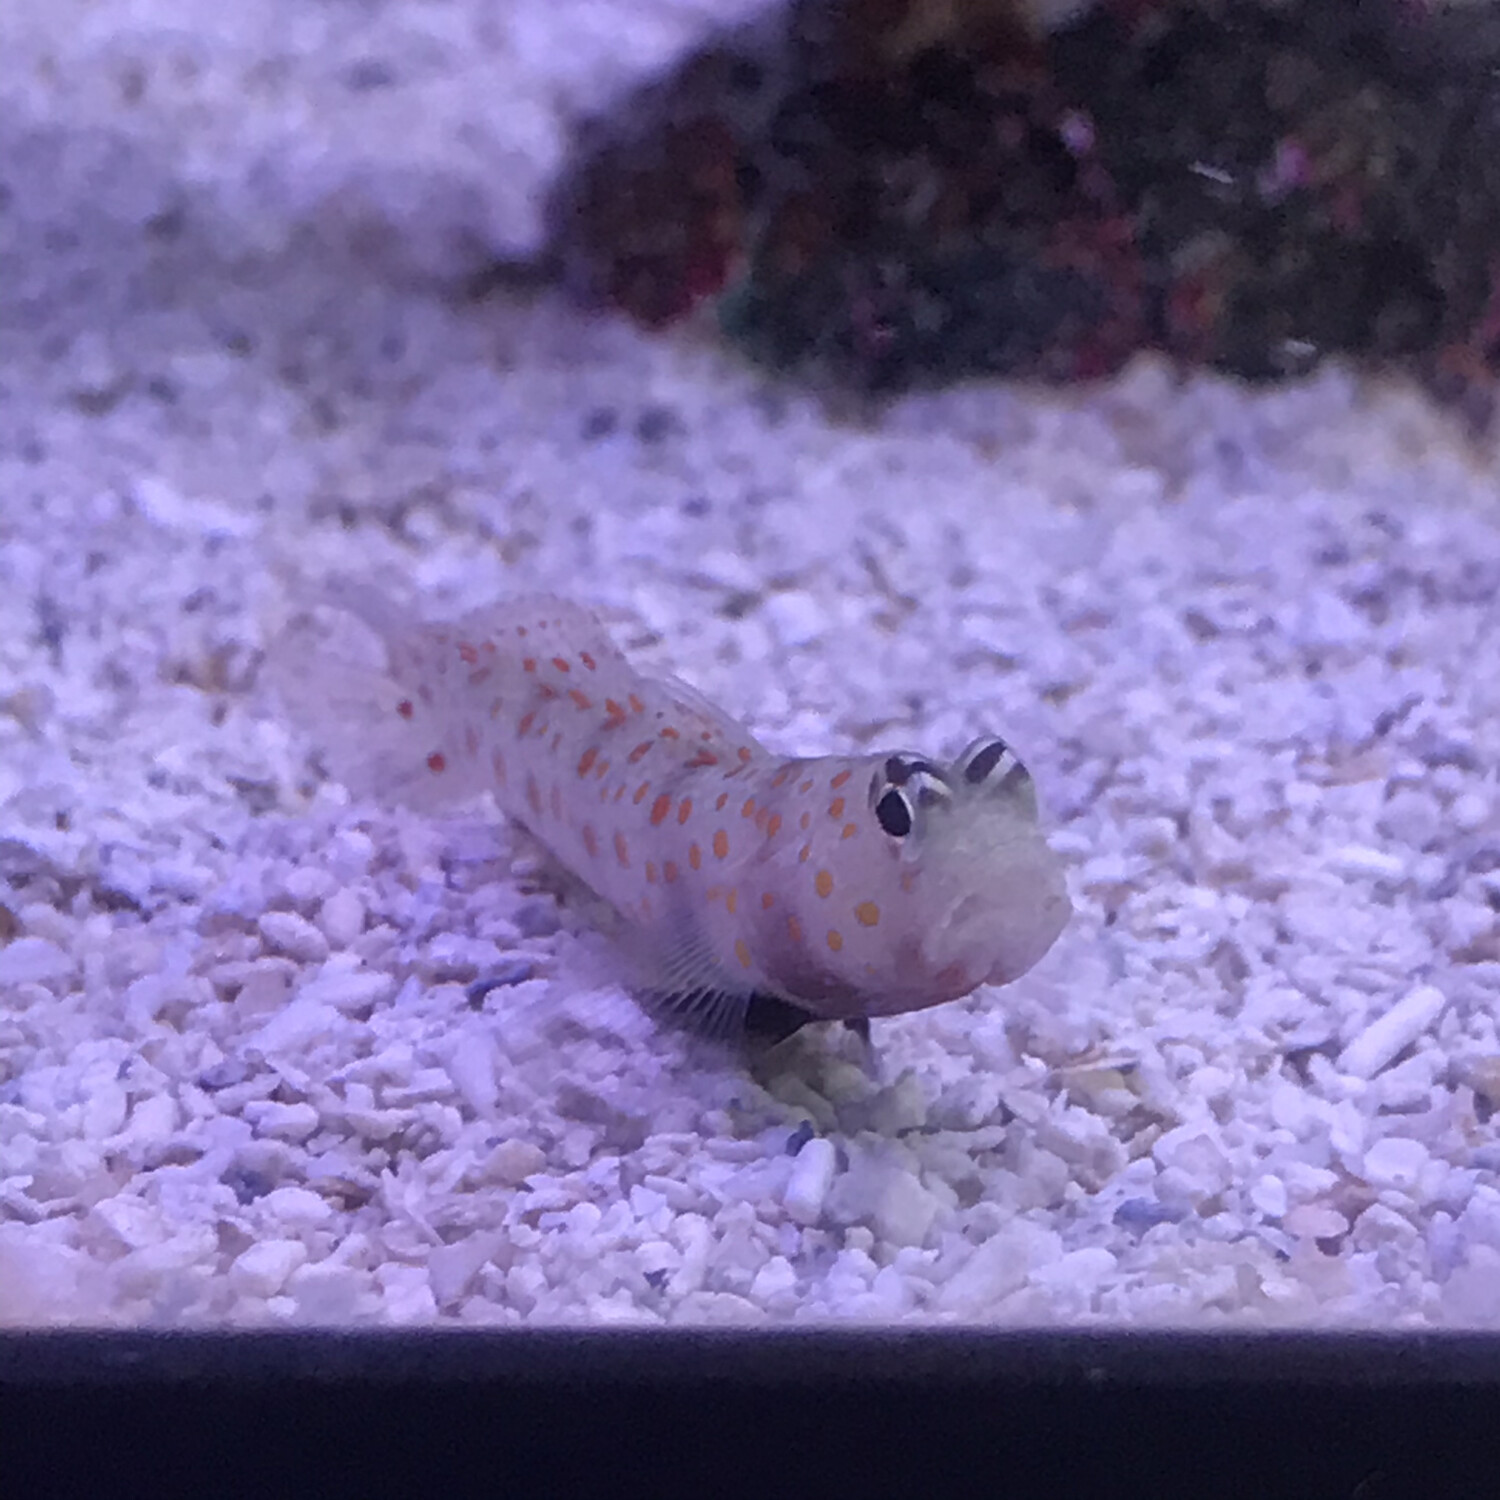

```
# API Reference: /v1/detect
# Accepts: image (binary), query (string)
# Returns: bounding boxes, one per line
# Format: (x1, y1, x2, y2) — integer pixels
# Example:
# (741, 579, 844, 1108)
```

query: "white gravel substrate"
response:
(5, 0, 1500, 1329)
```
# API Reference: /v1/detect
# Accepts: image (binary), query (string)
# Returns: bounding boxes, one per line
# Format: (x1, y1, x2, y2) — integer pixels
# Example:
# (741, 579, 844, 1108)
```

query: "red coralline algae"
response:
(547, 0, 1500, 417)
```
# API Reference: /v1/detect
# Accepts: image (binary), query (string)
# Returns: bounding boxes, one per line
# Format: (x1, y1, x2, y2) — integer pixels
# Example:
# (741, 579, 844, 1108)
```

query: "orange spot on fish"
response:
(577, 747, 598, 777)
(650, 794, 672, 827)
(734, 938, 753, 970)
(827, 930, 843, 953)
(633, 782, 651, 805)
(737, 747, 753, 763)
(799, 780, 814, 794)
(660, 726, 681, 740)
(855, 901, 880, 927)
(799, 845, 812, 863)
(741, 797, 757, 819)
(829, 796, 846, 820)
(799, 812, 811, 831)
(594, 759, 610, 779)
(689, 843, 702, 871)
(815, 869, 834, 898)
(628, 741, 654, 764)
(725, 889, 738, 915)
(628, 693, 645, 714)
(716, 793, 729, 811)
(582, 825, 598, 857)
(787, 916, 803, 944)
(677, 798, 693, 824)
(614, 832, 630, 868)
(761, 891, 775, 910)
(645, 861, 659, 885)
(771, 767, 791, 789)
(663, 860, 679, 884)
(830, 769, 852, 790)
(687, 750, 720, 768)
(427, 752, 446, 774)
(458, 641, 478, 664)
(396, 699, 414, 720)
(552, 657, 571, 673)
(605, 698, 627, 722)
(842, 824, 858, 839)
(580, 652, 597, 671)
(517, 711, 535, 737)
(706, 885, 722, 903)
(569, 689, 592, 710)
(538, 683, 559, 701)
(523, 658, 537, 673)
(712, 830, 730, 860)
(765, 814, 782, 839)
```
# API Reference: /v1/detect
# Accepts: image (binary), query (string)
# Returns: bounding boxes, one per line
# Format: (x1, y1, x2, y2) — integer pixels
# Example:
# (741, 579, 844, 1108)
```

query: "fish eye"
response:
(875, 787, 914, 838)
(956, 735, 1030, 793)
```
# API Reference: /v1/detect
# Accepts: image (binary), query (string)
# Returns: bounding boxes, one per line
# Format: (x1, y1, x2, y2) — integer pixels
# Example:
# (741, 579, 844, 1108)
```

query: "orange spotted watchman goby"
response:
(271, 583, 1071, 1039)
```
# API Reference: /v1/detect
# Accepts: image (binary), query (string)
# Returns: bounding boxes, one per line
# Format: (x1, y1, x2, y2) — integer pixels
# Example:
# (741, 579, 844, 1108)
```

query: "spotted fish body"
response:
(273, 586, 1071, 1031)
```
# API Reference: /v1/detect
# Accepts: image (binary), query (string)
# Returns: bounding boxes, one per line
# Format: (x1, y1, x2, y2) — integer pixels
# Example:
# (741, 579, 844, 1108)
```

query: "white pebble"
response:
(1326, 845, 1405, 881)
(249, 999, 341, 1055)
(480, 1138, 546, 1186)
(1249, 1174, 1288, 1218)
(1282, 1204, 1349, 1240)
(427, 1233, 499, 1306)
(444, 1031, 499, 1117)
(281, 866, 336, 907)
(783, 1137, 837, 1226)
(258, 911, 331, 963)
(92, 1194, 167, 1250)
(935, 1223, 1062, 1315)
(82, 1080, 129, 1141)
(1450, 791, 1490, 834)
(872, 1167, 940, 1249)
(253, 1102, 321, 1142)
(261, 1185, 334, 1231)
(762, 590, 826, 647)
(117, 1093, 178, 1147)
(0, 938, 75, 986)
(1441, 1245, 1500, 1323)
(297, 967, 395, 1012)
(1360, 1136, 1429, 1192)
(1337, 985, 1447, 1080)
(317, 888, 365, 949)
(0, 1230, 98, 1322)
(1377, 790, 1441, 850)
(749, 1255, 798, 1306)
(1029, 1246, 1118, 1296)
(288, 1261, 367, 1321)
(230, 1239, 309, 1298)
(327, 829, 376, 879)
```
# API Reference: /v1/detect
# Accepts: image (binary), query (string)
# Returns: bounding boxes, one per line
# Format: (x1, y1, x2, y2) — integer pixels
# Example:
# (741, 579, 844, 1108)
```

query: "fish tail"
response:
(266, 575, 491, 811)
